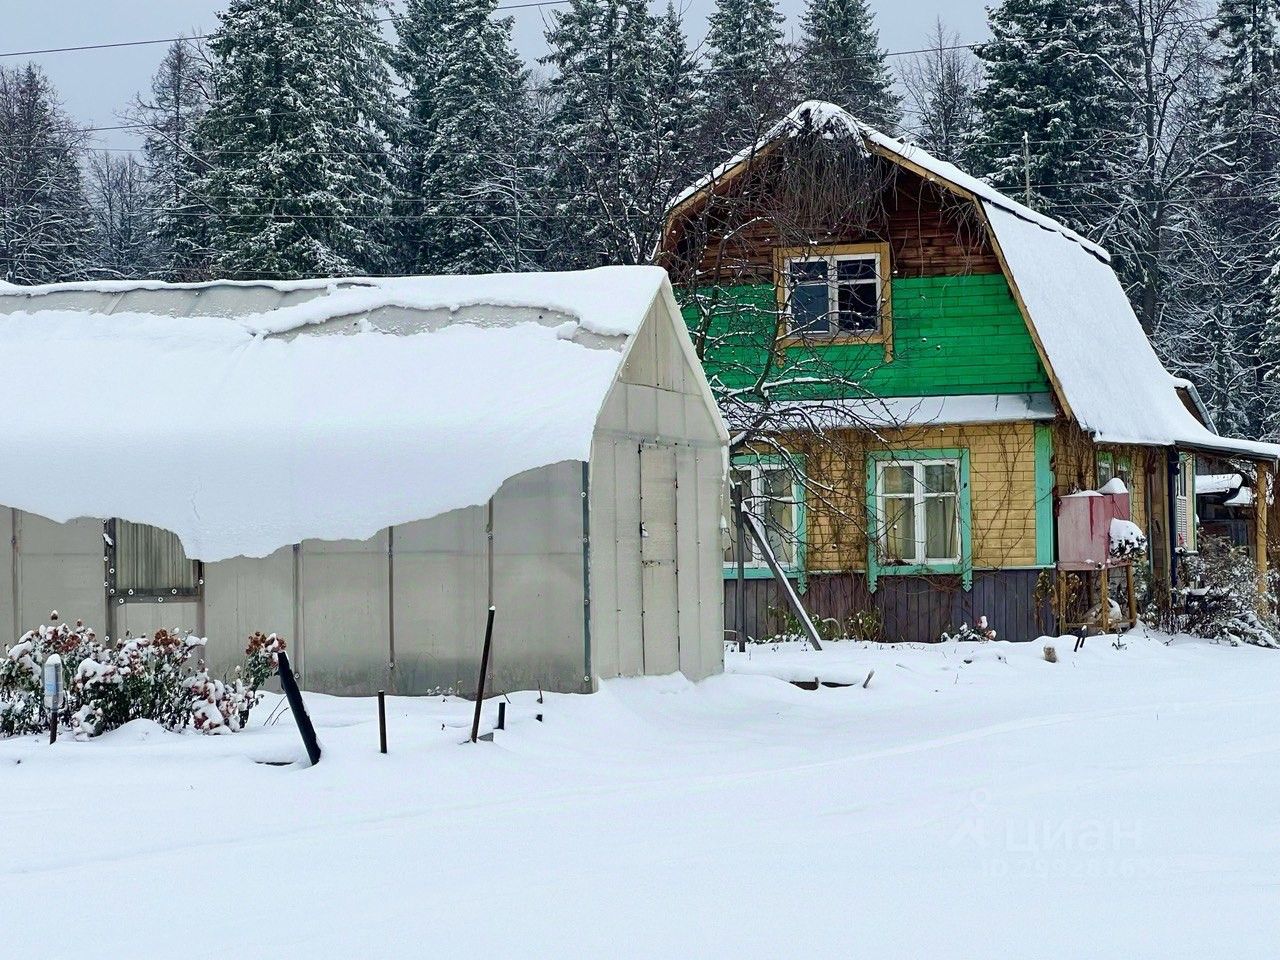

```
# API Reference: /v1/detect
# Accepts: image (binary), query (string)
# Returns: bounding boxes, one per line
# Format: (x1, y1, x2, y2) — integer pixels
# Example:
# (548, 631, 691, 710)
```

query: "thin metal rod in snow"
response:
(378, 690, 387, 755)
(733, 480, 748, 652)
(470, 606, 497, 744)
(739, 510, 823, 651)
(277, 650, 321, 766)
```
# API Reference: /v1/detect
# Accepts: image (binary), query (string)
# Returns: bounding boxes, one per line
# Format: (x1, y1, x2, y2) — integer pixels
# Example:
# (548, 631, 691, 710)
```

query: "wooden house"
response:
(662, 101, 1280, 643)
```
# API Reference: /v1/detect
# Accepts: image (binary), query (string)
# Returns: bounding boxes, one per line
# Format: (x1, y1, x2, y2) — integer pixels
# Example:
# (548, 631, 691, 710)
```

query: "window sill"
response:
(869, 561, 972, 591)
(779, 329, 891, 349)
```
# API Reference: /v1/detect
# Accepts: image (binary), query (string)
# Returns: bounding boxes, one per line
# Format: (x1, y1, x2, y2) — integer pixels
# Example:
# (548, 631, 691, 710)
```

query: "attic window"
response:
(775, 243, 892, 351)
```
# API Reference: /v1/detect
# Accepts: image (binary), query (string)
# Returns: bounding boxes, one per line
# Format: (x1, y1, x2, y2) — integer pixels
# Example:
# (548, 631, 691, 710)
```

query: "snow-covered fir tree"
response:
(541, 0, 688, 267)
(395, 0, 531, 273)
(0, 64, 91, 284)
(799, 0, 900, 127)
(192, 0, 401, 279)
(1208, 0, 1280, 436)
(653, 1, 699, 181)
(700, 0, 789, 151)
(133, 39, 212, 280)
(970, 0, 1138, 227)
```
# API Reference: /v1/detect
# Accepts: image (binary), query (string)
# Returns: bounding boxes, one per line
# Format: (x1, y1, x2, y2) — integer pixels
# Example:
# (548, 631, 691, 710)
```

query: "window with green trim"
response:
(867, 449, 972, 590)
(724, 458, 805, 576)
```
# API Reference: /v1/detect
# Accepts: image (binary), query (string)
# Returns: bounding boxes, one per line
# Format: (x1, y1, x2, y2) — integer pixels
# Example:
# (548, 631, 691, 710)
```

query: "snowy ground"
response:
(3, 630, 1279, 959)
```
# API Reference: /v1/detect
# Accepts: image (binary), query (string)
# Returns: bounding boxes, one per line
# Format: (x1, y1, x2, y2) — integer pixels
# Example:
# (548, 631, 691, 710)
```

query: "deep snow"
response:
(2, 631, 1279, 959)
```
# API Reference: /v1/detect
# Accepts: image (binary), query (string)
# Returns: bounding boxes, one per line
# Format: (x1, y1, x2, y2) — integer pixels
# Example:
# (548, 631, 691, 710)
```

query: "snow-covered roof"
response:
(796, 392, 1056, 429)
(0, 267, 672, 561)
(669, 101, 1280, 462)
(1195, 473, 1243, 496)
(986, 206, 1280, 460)
(669, 101, 1107, 261)
(1224, 487, 1254, 507)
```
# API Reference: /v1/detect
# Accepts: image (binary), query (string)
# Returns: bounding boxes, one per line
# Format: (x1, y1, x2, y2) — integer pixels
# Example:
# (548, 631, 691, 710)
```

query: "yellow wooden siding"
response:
(1050, 424, 1149, 532)
(792, 421, 1041, 572)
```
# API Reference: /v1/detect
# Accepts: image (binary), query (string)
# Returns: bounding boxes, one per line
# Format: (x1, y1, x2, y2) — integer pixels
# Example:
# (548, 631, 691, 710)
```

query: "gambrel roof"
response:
(669, 101, 1280, 462)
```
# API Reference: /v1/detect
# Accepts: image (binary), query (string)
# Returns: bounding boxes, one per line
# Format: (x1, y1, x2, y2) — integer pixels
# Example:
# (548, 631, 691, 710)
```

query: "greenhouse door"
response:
(639, 442, 680, 674)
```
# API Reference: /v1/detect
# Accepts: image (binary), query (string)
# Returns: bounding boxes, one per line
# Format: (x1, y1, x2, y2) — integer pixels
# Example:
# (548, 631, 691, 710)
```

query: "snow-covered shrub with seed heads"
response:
(71, 628, 205, 737)
(0, 612, 98, 736)
(0, 613, 288, 738)
(941, 616, 998, 643)
(186, 662, 256, 734)
(243, 631, 286, 691)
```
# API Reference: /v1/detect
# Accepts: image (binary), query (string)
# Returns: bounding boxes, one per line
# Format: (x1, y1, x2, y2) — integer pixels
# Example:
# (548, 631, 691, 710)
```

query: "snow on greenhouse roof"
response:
(0, 267, 670, 560)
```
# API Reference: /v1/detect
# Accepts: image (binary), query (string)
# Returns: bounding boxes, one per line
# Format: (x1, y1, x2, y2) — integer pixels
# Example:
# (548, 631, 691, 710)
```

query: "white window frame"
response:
(784, 251, 883, 337)
(876, 458, 962, 565)
(725, 462, 801, 571)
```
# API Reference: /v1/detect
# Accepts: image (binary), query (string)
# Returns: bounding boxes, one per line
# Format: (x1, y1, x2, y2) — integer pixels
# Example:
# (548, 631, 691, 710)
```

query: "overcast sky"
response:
(1, 0, 990, 149)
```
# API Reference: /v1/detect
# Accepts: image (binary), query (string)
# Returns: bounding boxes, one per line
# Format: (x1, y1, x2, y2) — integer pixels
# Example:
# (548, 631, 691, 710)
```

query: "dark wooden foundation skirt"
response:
(724, 569, 1057, 644)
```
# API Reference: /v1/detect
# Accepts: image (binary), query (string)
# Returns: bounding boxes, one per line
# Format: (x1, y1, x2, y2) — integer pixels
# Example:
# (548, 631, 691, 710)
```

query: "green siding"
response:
(1034, 423, 1055, 566)
(682, 272, 1051, 400)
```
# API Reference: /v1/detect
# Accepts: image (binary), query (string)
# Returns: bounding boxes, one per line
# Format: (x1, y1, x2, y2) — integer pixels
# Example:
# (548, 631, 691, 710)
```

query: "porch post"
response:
(1256, 460, 1270, 594)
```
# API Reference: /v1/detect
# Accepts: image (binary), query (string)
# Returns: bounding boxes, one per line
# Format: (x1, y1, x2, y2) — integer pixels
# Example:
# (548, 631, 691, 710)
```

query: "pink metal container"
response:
(1057, 489, 1131, 570)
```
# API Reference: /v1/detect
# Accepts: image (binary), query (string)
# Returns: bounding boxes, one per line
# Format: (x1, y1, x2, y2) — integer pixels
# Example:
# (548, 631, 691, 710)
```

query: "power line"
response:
(0, 1, 573, 60)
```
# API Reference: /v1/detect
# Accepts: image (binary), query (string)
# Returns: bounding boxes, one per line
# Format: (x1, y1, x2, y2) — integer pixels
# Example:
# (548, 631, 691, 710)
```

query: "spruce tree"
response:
(653, 1, 698, 180)
(0, 64, 91, 284)
(970, 0, 1137, 226)
(799, 0, 900, 128)
(134, 39, 212, 280)
(193, 0, 401, 280)
(700, 0, 788, 151)
(1210, 0, 1280, 434)
(541, 0, 669, 266)
(396, 0, 530, 273)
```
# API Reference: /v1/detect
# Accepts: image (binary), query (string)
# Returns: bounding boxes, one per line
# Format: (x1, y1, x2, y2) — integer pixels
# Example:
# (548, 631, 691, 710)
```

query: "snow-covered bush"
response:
(243, 630, 286, 690)
(1109, 518, 1148, 560)
(941, 616, 997, 643)
(1179, 536, 1280, 648)
(186, 662, 256, 734)
(0, 612, 97, 736)
(0, 614, 288, 738)
(71, 628, 205, 737)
